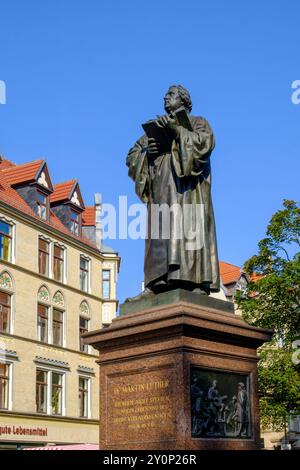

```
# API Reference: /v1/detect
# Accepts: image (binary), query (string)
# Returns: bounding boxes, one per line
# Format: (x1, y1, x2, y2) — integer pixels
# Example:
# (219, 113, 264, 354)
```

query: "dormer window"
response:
(36, 190, 48, 221)
(2, 160, 53, 223)
(236, 276, 248, 293)
(50, 180, 85, 236)
(70, 209, 81, 236)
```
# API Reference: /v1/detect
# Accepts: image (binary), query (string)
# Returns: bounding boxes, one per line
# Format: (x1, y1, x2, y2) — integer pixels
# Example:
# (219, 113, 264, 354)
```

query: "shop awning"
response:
(22, 443, 99, 450)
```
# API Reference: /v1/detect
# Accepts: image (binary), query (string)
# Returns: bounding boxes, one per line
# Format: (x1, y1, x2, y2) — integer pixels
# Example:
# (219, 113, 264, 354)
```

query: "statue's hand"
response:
(156, 115, 179, 138)
(147, 137, 159, 156)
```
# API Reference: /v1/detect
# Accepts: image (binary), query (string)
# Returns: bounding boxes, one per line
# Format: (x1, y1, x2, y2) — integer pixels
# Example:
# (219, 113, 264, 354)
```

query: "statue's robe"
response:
(126, 115, 220, 292)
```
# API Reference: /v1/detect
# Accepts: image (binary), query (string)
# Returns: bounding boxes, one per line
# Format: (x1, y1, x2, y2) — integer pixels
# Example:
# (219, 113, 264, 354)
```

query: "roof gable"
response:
(0, 172, 96, 249)
(36, 163, 54, 192)
(70, 183, 85, 209)
(50, 180, 85, 209)
(2, 159, 53, 192)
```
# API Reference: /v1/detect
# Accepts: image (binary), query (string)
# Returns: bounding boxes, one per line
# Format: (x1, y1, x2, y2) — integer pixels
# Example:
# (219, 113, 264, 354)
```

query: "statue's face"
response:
(164, 87, 183, 114)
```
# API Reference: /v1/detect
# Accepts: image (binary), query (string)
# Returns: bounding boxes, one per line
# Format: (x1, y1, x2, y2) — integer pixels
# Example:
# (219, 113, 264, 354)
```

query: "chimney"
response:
(94, 193, 102, 250)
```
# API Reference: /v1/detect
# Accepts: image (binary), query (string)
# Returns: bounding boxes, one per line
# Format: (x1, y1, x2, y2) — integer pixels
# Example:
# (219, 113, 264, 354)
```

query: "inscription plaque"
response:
(191, 367, 252, 439)
(106, 368, 176, 445)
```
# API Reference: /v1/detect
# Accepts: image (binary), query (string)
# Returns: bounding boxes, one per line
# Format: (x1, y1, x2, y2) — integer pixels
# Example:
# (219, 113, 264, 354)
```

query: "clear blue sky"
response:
(1, 0, 299, 305)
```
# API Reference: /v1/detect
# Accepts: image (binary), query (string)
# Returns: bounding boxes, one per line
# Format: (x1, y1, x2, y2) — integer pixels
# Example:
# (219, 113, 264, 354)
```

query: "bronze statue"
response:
(126, 85, 220, 301)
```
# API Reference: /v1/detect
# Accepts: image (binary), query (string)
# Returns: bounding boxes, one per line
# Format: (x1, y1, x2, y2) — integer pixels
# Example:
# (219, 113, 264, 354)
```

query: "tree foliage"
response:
(237, 200, 300, 430)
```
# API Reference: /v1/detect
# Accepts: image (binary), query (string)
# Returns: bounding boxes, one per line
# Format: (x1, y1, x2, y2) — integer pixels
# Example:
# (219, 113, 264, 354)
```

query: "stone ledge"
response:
(84, 295, 273, 354)
(119, 288, 234, 316)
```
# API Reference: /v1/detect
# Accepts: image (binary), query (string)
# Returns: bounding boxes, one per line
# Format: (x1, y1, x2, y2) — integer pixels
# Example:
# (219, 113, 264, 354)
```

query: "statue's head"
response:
(164, 85, 192, 114)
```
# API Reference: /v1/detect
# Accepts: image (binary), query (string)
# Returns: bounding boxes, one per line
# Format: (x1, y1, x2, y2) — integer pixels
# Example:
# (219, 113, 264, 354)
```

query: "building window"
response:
(236, 276, 248, 293)
(36, 370, 65, 416)
(78, 377, 89, 418)
(53, 245, 64, 282)
(51, 372, 63, 415)
(80, 256, 89, 292)
(0, 291, 11, 333)
(102, 270, 111, 299)
(70, 210, 80, 236)
(36, 191, 48, 220)
(79, 317, 89, 353)
(0, 363, 9, 410)
(0, 221, 12, 262)
(36, 369, 47, 414)
(37, 303, 49, 343)
(38, 238, 49, 276)
(52, 309, 63, 347)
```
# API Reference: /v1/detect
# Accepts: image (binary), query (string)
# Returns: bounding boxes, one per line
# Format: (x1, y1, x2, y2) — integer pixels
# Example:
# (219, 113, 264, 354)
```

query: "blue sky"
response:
(1, 0, 299, 304)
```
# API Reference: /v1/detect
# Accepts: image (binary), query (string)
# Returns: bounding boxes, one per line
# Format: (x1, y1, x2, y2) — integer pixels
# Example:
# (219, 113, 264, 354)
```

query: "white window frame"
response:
(50, 369, 66, 416)
(53, 243, 67, 284)
(51, 307, 65, 348)
(78, 375, 91, 419)
(0, 360, 13, 411)
(63, 246, 67, 284)
(0, 215, 16, 264)
(36, 367, 66, 416)
(38, 235, 52, 278)
(79, 315, 90, 354)
(37, 293, 66, 348)
(80, 255, 91, 293)
(37, 302, 50, 344)
(102, 269, 111, 300)
(9, 291, 14, 335)
(0, 280, 14, 335)
(36, 368, 49, 414)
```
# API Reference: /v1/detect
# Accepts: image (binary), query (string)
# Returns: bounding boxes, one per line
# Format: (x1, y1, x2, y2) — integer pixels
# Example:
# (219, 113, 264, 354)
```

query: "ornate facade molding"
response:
(34, 356, 70, 370)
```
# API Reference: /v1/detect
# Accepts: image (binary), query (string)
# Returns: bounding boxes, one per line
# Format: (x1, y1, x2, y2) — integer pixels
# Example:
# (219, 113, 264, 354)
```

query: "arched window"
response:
(37, 285, 50, 303)
(52, 291, 65, 347)
(36, 286, 66, 347)
(79, 300, 89, 317)
(37, 286, 50, 343)
(53, 291, 65, 309)
(0, 271, 14, 334)
(79, 301, 90, 353)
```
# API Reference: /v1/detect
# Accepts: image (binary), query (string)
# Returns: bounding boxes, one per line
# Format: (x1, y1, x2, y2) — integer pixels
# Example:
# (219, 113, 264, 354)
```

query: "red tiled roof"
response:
(0, 172, 36, 216)
(50, 180, 76, 203)
(0, 162, 97, 251)
(82, 206, 95, 226)
(2, 159, 44, 185)
(0, 171, 66, 234)
(219, 261, 243, 285)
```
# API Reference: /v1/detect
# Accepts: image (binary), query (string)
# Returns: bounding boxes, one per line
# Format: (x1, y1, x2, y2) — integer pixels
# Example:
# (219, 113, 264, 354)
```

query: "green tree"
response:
(237, 200, 300, 431)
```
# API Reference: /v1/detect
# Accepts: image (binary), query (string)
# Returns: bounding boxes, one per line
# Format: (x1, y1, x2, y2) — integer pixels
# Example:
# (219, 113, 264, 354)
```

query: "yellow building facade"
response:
(0, 157, 119, 449)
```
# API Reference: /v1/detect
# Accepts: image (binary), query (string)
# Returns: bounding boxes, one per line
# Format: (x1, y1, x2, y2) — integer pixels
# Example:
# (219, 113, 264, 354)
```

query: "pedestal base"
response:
(84, 290, 272, 450)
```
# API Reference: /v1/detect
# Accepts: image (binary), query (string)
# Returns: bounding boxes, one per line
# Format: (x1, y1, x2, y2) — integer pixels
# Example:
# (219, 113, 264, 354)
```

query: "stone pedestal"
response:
(84, 290, 272, 450)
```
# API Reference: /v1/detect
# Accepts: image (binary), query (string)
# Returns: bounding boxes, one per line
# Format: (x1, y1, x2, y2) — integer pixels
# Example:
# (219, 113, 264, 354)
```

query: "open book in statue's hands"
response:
(142, 107, 193, 155)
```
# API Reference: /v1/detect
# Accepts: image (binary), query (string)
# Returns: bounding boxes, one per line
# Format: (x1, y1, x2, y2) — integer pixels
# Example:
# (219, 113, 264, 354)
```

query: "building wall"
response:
(0, 336, 99, 418)
(0, 206, 118, 446)
(0, 413, 99, 448)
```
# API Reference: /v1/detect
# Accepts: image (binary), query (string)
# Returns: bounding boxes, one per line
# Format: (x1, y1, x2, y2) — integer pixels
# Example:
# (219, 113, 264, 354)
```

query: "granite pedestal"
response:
(84, 290, 272, 450)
